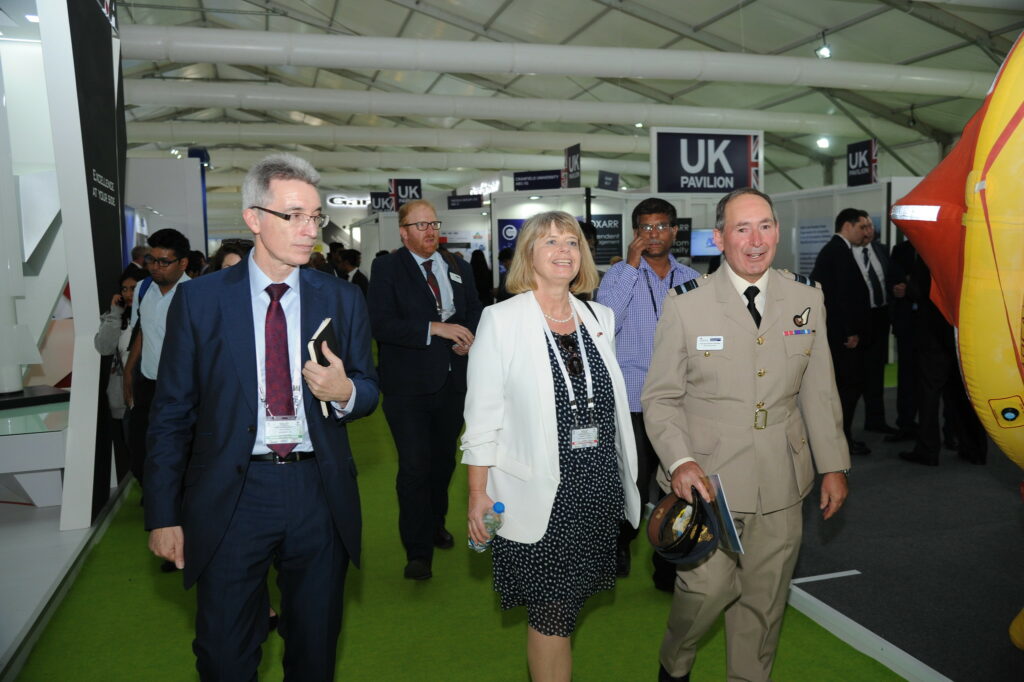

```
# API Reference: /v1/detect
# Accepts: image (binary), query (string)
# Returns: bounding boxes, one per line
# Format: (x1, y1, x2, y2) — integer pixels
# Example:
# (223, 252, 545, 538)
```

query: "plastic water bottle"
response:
(468, 502, 505, 552)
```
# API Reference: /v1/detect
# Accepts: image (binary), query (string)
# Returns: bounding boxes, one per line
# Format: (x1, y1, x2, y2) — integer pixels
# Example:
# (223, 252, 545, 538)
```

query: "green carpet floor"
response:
(18, 407, 901, 681)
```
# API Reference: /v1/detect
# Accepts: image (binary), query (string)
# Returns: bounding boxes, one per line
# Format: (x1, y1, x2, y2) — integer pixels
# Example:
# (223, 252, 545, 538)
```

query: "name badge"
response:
(265, 416, 303, 445)
(696, 335, 724, 351)
(449, 272, 463, 284)
(571, 426, 599, 449)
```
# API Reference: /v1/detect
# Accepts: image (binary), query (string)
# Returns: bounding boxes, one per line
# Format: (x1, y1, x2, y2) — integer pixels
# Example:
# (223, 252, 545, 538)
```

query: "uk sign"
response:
(846, 139, 878, 187)
(651, 128, 763, 194)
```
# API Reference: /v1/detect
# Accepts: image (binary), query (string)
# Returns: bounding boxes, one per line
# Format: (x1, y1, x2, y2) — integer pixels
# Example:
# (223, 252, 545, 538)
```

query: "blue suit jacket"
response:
(144, 261, 379, 588)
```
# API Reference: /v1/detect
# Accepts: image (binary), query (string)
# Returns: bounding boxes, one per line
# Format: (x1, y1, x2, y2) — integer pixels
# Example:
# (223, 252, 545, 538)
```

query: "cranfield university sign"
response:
(651, 127, 763, 194)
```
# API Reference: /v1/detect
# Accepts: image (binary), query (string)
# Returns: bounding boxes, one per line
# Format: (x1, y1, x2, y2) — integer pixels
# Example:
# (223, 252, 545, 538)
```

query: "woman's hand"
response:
(468, 489, 496, 545)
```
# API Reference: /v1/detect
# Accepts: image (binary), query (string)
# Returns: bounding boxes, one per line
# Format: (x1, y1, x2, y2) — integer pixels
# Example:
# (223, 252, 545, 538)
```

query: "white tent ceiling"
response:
(114, 0, 1024, 234)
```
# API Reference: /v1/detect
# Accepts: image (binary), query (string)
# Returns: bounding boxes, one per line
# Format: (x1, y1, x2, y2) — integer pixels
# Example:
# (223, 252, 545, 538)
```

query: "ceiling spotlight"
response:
(529, 195, 541, 200)
(620, 185, 628, 191)
(815, 32, 831, 59)
(816, 137, 830, 149)
(481, 211, 488, 216)
(25, 14, 39, 23)
(634, 122, 644, 128)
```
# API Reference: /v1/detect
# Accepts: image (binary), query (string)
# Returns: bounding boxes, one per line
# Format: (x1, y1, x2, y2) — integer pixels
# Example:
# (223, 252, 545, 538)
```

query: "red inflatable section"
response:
(890, 102, 989, 327)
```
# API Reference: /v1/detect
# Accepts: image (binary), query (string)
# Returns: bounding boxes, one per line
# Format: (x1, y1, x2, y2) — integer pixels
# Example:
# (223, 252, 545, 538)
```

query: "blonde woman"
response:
(462, 211, 640, 681)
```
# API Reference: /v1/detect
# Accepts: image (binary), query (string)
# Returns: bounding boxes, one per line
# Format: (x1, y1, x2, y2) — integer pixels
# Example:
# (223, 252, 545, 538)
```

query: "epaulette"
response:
(780, 269, 819, 288)
(670, 278, 702, 297)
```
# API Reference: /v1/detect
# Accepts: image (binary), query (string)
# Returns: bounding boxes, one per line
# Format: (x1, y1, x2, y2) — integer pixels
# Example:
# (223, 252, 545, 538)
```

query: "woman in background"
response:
(462, 211, 639, 682)
(94, 267, 140, 480)
(470, 248, 494, 306)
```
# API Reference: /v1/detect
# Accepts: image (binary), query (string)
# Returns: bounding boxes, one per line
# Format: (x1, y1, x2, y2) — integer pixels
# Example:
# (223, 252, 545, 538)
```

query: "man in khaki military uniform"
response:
(642, 188, 850, 682)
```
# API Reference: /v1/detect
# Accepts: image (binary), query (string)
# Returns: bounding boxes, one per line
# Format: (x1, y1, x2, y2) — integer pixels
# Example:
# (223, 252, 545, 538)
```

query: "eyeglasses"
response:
(144, 255, 183, 268)
(638, 223, 673, 232)
(251, 206, 330, 229)
(556, 334, 584, 376)
(401, 221, 443, 231)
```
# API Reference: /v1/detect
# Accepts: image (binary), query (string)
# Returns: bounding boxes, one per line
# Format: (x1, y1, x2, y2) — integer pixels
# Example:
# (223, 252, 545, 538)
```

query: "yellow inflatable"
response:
(891, 32, 1024, 469)
(891, 32, 1023, 651)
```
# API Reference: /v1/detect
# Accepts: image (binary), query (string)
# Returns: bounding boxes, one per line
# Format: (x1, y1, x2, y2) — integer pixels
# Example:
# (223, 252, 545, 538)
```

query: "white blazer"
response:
(461, 291, 640, 543)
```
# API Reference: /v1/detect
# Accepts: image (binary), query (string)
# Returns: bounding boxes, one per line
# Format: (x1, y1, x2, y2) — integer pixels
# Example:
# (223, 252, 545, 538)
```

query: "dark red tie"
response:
(422, 260, 442, 310)
(265, 283, 296, 457)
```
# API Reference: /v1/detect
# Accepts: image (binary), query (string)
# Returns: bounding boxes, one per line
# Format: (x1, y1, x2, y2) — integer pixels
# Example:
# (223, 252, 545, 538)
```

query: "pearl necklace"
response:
(543, 311, 573, 323)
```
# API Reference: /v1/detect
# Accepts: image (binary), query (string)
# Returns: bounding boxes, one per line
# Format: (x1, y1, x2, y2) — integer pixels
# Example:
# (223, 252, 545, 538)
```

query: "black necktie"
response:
(743, 286, 761, 328)
(862, 248, 885, 307)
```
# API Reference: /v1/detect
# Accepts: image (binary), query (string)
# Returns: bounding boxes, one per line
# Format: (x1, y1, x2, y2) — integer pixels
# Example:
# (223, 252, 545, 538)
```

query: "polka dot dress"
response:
(491, 325, 625, 637)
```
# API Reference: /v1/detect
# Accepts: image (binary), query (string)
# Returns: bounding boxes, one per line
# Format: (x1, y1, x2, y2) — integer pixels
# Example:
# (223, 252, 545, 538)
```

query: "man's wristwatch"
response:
(834, 468, 851, 477)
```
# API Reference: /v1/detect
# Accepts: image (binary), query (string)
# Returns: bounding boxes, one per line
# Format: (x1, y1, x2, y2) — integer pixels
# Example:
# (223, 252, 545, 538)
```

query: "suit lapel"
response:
(759, 270, 786, 336)
(399, 247, 441, 316)
(222, 262, 258, 418)
(299, 268, 327, 417)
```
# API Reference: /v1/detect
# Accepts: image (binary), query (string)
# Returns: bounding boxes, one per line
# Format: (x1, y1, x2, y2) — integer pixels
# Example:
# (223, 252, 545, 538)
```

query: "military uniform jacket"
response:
(641, 267, 850, 514)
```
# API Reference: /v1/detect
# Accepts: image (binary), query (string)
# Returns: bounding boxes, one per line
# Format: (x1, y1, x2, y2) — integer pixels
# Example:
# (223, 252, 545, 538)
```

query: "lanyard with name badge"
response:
(541, 307, 598, 450)
(643, 266, 677, 320)
(258, 371, 304, 445)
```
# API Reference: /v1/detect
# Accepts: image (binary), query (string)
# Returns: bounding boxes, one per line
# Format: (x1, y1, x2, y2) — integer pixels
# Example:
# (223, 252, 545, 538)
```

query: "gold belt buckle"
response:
(754, 409, 768, 430)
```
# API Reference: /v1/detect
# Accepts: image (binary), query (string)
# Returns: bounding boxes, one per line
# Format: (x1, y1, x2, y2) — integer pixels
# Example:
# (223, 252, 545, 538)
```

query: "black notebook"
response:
(307, 318, 339, 417)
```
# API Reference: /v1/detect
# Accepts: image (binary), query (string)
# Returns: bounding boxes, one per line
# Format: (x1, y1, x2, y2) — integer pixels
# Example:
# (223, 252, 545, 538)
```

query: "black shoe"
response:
(884, 429, 915, 443)
(849, 440, 872, 456)
(865, 423, 898, 435)
(658, 663, 690, 682)
(958, 451, 986, 465)
(944, 438, 959, 451)
(268, 612, 279, 632)
(616, 545, 631, 577)
(899, 450, 938, 466)
(433, 527, 454, 550)
(159, 560, 180, 573)
(404, 559, 432, 580)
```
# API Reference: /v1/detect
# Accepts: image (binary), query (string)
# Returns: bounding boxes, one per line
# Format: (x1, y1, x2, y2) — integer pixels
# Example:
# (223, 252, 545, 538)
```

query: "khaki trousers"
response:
(660, 499, 803, 682)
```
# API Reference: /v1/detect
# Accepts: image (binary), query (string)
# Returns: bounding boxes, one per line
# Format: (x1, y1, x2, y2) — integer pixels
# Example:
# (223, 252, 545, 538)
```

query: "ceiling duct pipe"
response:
(127, 148, 649, 175)
(126, 121, 650, 154)
(120, 25, 993, 99)
(205, 170, 488, 188)
(124, 80, 917, 141)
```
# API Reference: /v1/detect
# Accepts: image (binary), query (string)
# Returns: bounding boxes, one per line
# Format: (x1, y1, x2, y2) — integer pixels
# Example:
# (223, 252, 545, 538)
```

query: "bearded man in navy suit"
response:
(145, 153, 378, 681)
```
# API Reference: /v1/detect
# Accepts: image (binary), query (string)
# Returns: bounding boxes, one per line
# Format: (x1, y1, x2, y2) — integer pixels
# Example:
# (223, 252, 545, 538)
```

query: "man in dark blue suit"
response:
(368, 199, 482, 580)
(145, 153, 378, 681)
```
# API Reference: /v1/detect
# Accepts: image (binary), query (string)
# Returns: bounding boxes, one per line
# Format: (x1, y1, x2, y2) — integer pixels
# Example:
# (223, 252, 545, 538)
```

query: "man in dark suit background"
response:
(888, 237, 917, 441)
(145, 153, 379, 680)
(811, 208, 873, 455)
(340, 249, 369, 297)
(854, 218, 898, 435)
(368, 199, 483, 580)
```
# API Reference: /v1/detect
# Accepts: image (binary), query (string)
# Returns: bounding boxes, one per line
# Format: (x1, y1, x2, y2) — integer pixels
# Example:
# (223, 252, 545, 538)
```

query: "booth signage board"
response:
(513, 170, 562, 191)
(590, 214, 622, 266)
(847, 139, 878, 187)
(388, 178, 422, 208)
(563, 144, 581, 188)
(369, 192, 394, 213)
(598, 171, 620, 191)
(447, 194, 483, 210)
(651, 127, 763, 194)
(670, 217, 693, 259)
(498, 218, 527, 251)
(798, 222, 833, 273)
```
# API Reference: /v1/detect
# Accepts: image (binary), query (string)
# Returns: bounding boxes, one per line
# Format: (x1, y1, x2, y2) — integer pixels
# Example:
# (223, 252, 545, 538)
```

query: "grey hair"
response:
(714, 187, 777, 231)
(241, 153, 320, 209)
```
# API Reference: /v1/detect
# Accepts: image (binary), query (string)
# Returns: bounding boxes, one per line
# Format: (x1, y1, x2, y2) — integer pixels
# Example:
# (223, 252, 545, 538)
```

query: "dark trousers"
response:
(128, 375, 156, 483)
(383, 372, 465, 562)
(862, 307, 890, 428)
(893, 327, 917, 431)
(618, 412, 659, 545)
(194, 458, 349, 682)
(830, 344, 865, 439)
(913, 338, 988, 463)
